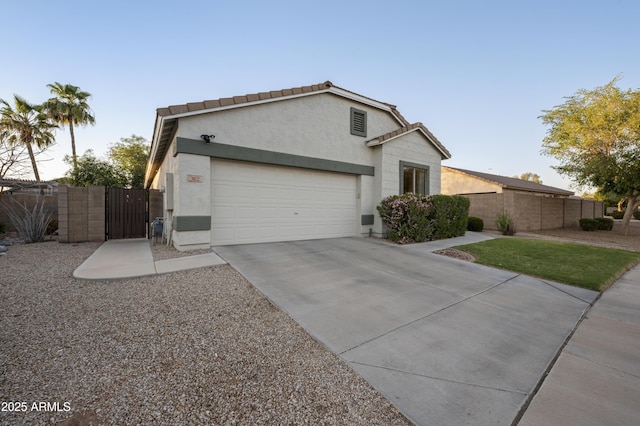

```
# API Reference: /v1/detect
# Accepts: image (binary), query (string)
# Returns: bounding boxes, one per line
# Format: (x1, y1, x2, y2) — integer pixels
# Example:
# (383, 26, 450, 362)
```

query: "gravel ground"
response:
(0, 241, 410, 425)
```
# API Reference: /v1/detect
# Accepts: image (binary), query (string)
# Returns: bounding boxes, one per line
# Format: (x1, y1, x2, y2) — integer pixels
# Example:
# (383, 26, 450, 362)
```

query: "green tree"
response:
(108, 135, 149, 188)
(45, 82, 95, 172)
(0, 95, 57, 181)
(513, 172, 543, 184)
(540, 77, 640, 235)
(64, 150, 127, 187)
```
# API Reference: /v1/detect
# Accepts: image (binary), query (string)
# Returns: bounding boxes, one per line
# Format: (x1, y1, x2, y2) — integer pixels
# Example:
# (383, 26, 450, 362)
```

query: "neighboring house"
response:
(440, 166, 603, 231)
(0, 178, 58, 195)
(441, 166, 574, 198)
(144, 81, 451, 250)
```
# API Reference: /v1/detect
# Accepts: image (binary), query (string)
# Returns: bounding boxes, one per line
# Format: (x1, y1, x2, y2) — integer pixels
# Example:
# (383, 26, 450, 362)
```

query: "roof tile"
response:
(187, 102, 204, 111)
(169, 104, 189, 115)
(203, 100, 221, 108)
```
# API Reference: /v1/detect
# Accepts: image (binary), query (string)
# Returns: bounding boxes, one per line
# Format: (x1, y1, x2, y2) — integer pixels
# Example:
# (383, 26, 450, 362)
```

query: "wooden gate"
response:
(106, 187, 147, 239)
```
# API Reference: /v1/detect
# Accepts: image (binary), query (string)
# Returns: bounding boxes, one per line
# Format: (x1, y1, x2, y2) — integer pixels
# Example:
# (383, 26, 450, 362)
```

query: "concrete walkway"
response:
(519, 265, 640, 426)
(73, 238, 226, 280)
(214, 234, 603, 425)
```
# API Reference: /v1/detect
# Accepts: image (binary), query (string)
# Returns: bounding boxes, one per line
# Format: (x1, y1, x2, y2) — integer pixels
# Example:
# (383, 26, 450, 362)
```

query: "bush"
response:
(377, 193, 469, 244)
(495, 212, 516, 235)
(579, 218, 599, 231)
(0, 221, 5, 234)
(429, 195, 470, 240)
(610, 210, 624, 219)
(377, 193, 433, 244)
(634, 209, 640, 220)
(1, 196, 53, 243)
(467, 216, 484, 232)
(595, 217, 614, 231)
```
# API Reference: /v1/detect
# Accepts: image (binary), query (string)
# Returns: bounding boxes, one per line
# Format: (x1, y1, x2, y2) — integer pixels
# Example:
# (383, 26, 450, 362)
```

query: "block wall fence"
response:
(466, 192, 603, 232)
(58, 185, 105, 243)
(0, 193, 58, 233)
(58, 186, 163, 243)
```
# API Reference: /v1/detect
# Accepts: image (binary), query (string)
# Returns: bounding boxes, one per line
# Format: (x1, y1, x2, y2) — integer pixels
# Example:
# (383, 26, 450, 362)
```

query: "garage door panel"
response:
(211, 159, 356, 245)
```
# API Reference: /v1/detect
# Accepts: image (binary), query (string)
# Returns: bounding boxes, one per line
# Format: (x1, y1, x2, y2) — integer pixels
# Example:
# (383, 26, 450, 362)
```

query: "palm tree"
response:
(0, 95, 57, 181)
(45, 82, 95, 171)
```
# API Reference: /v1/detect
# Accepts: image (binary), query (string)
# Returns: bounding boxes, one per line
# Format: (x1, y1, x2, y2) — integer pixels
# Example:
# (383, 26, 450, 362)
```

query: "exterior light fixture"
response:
(200, 134, 215, 143)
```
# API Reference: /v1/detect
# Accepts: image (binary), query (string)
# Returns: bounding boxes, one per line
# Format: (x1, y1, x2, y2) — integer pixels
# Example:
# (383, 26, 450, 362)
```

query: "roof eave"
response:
(367, 127, 452, 159)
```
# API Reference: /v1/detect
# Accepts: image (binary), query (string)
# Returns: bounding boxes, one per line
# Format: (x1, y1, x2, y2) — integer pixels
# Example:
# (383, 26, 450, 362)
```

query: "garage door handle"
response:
(294, 212, 298, 215)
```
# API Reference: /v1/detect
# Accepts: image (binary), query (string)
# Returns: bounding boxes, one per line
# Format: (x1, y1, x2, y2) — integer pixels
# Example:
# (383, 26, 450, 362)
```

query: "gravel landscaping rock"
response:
(0, 241, 410, 425)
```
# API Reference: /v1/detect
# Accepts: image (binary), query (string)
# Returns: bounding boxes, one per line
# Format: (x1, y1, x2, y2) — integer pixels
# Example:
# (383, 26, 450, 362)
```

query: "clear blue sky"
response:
(2, 0, 639, 192)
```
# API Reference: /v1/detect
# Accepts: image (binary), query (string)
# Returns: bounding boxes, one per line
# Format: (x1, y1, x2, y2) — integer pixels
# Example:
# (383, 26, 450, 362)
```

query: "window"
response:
(400, 161, 429, 194)
(350, 107, 367, 137)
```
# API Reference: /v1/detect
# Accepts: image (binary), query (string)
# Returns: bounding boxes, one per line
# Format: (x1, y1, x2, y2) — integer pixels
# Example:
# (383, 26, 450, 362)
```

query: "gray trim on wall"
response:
(174, 137, 375, 176)
(399, 160, 430, 195)
(173, 215, 211, 231)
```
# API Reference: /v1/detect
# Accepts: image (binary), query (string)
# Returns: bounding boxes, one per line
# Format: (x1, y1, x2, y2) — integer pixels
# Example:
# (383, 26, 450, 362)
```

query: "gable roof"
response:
(366, 122, 451, 158)
(443, 166, 574, 196)
(146, 81, 450, 187)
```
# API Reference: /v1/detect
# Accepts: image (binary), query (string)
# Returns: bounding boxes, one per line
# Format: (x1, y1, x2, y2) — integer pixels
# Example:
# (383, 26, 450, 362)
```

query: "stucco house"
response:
(440, 166, 604, 231)
(144, 81, 451, 250)
(441, 166, 574, 198)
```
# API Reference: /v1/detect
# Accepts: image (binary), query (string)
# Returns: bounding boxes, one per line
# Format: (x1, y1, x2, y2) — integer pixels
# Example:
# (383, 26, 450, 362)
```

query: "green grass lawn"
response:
(455, 238, 640, 291)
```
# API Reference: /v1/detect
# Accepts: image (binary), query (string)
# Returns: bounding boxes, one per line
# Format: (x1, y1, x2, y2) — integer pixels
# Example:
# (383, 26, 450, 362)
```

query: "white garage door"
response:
(211, 159, 357, 245)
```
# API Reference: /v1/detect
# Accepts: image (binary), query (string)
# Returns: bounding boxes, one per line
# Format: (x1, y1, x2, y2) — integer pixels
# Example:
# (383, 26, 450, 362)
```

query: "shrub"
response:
(377, 193, 469, 244)
(595, 217, 614, 231)
(0, 221, 5, 234)
(429, 195, 470, 240)
(579, 218, 599, 231)
(1, 196, 53, 243)
(634, 209, 640, 220)
(377, 193, 433, 244)
(467, 216, 484, 232)
(610, 210, 624, 219)
(495, 212, 516, 235)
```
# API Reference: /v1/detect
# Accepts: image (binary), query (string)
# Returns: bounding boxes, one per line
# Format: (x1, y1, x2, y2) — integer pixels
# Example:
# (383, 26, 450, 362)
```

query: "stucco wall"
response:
(178, 93, 400, 167)
(379, 131, 444, 199)
(151, 92, 446, 247)
(441, 167, 503, 195)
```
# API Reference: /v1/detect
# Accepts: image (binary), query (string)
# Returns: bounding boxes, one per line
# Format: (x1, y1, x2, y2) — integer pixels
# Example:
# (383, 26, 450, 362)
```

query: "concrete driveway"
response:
(215, 235, 598, 425)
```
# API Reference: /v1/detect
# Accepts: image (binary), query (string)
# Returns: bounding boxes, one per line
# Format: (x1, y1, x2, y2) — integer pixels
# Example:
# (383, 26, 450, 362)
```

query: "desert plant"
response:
(467, 216, 484, 232)
(579, 218, 599, 231)
(495, 212, 515, 235)
(2, 196, 53, 242)
(595, 217, 614, 231)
